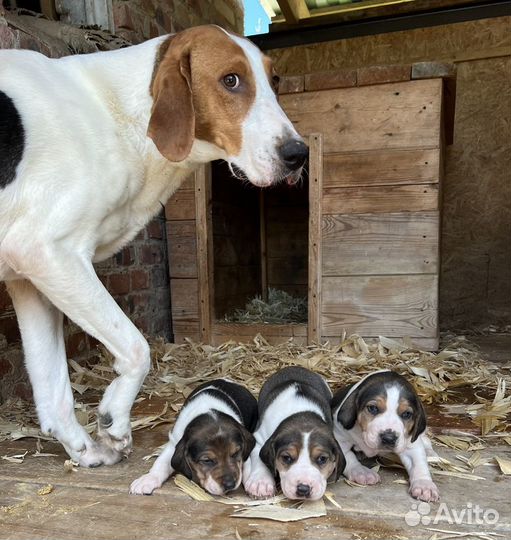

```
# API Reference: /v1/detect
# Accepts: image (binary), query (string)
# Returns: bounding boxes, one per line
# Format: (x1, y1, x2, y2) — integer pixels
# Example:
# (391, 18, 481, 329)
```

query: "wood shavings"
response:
(174, 475, 215, 502)
(37, 484, 54, 496)
(494, 455, 511, 475)
(231, 499, 326, 522)
(63, 459, 78, 473)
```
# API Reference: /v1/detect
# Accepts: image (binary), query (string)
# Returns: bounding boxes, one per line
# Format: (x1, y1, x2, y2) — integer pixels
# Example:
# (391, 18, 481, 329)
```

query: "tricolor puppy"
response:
(0, 25, 306, 467)
(243, 367, 345, 500)
(130, 379, 257, 496)
(332, 370, 439, 502)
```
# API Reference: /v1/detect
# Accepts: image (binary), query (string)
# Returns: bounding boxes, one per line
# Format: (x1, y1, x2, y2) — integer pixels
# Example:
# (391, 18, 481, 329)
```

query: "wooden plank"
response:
(323, 148, 440, 188)
(323, 184, 439, 215)
(276, 0, 310, 23)
(321, 275, 438, 338)
(195, 166, 213, 343)
(308, 133, 323, 344)
(280, 79, 442, 153)
(322, 335, 439, 351)
(170, 278, 198, 322)
(322, 212, 439, 275)
(267, 257, 308, 286)
(166, 220, 197, 279)
(211, 322, 307, 346)
(165, 188, 196, 221)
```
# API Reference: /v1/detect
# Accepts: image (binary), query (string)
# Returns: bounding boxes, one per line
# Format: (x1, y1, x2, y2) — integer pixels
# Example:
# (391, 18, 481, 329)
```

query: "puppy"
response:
(130, 379, 257, 496)
(243, 366, 345, 500)
(332, 370, 439, 502)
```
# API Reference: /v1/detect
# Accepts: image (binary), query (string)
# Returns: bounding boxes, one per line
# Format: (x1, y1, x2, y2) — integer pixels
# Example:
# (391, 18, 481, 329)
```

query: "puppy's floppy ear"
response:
(336, 385, 359, 430)
(171, 438, 193, 478)
(259, 436, 276, 476)
(328, 438, 346, 482)
(410, 397, 427, 443)
(148, 34, 195, 162)
(239, 426, 256, 461)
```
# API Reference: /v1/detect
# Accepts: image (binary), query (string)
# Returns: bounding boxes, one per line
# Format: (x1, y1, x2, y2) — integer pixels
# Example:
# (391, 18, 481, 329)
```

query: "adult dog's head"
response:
(149, 25, 307, 187)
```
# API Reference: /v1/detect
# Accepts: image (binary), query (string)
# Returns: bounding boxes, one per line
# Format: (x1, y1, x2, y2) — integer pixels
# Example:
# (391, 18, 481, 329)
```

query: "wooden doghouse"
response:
(165, 62, 456, 350)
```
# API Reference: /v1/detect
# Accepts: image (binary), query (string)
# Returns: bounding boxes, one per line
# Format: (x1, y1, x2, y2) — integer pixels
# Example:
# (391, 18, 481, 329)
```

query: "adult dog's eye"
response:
(401, 410, 413, 420)
(223, 73, 240, 89)
(367, 404, 380, 415)
(281, 453, 294, 465)
(316, 455, 329, 466)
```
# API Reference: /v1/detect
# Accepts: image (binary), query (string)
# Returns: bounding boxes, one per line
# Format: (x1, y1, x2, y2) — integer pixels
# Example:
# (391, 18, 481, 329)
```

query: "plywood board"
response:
(308, 134, 323, 344)
(323, 148, 440, 188)
(165, 188, 196, 221)
(167, 220, 197, 279)
(321, 274, 438, 337)
(280, 79, 442, 154)
(195, 166, 213, 343)
(323, 184, 439, 215)
(170, 278, 198, 322)
(322, 212, 439, 275)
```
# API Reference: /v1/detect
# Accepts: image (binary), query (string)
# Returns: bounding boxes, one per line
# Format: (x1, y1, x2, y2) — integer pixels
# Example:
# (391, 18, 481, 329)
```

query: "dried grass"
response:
(0, 333, 509, 444)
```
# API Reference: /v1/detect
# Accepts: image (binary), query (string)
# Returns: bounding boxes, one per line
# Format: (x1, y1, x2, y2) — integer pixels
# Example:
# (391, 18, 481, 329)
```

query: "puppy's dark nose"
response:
(222, 475, 236, 492)
(296, 483, 311, 498)
(278, 139, 308, 171)
(380, 430, 398, 447)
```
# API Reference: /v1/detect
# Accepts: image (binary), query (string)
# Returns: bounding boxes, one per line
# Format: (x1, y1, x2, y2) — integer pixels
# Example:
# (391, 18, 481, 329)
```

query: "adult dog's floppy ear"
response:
(259, 436, 276, 476)
(410, 396, 427, 443)
(336, 385, 359, 430)
(148, 34, 194, 162)
(171, 438, 193, 479)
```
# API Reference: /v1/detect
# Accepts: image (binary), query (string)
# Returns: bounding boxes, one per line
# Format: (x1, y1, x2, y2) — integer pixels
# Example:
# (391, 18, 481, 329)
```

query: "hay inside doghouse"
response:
(223, 288, 307, 324)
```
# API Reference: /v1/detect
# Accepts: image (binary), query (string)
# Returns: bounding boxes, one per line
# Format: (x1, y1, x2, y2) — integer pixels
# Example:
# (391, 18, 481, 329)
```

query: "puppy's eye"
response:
(401, 411, 413, 420)
(367, 404, 380, 416)
(223, 73, 240, 89)
(231, 449, 241, 459)
(316, 455, 329, 466)
(281, 453, 294, 465)
(199, 457, 216, 466)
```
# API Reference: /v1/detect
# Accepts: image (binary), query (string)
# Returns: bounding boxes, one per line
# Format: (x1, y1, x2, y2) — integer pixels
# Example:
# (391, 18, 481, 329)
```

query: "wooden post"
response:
(195, 165, 213, 343)
(308, 134, 323, 345)
(259, 190, 268, 302)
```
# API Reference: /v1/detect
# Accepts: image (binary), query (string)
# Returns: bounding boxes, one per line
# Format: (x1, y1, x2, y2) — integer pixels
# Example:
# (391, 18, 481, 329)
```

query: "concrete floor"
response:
(1, 334, 509, 539)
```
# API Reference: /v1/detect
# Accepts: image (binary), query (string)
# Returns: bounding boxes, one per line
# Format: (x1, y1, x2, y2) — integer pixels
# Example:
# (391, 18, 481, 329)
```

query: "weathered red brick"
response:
(108, 273, 131, 295)
(147, 220, 163, 239)
(304, 70, 357, 92)
(131, 270, 149, 291)
(357, 65, 411, 86)
(115, 246, 135, 266)
(141, 245, 163, 265)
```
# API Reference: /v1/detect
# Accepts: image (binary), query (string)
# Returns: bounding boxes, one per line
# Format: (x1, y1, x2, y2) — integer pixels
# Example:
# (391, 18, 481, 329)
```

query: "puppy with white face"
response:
(332, 370, 439, 502)
(130, 379, 257, 496)
(243, 367, 345, 501)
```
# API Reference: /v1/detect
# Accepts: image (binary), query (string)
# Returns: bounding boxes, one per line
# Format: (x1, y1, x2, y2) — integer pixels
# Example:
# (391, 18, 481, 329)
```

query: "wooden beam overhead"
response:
(276, 0, 310, 24)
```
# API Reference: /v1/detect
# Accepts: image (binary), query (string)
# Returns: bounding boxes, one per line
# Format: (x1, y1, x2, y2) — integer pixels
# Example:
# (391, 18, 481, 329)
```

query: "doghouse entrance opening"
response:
(211, 160, 309, 325)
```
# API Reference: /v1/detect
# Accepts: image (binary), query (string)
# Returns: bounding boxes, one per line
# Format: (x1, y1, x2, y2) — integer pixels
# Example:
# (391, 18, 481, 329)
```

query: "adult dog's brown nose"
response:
(278, 139, 308, 171)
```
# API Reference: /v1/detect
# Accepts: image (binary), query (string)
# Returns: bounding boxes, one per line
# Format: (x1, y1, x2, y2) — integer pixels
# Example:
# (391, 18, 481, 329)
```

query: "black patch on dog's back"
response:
(0, 90, 25, 188)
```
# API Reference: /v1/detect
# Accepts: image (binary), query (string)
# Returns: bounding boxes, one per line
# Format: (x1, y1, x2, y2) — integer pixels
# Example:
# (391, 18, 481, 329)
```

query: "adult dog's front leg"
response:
(6, 280, 95, 461)
(7, 246, 151, 467)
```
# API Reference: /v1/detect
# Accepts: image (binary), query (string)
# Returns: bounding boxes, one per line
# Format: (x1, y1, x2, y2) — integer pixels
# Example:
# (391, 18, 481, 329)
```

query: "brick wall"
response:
(0, 0, 244, 403)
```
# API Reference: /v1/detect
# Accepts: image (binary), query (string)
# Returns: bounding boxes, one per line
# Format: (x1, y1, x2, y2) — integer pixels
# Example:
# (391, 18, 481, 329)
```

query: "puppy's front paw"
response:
(347, 465, 381, 485)
(244, 470, 276, 499)
(409, 478, 439, 502)
(129, 473, 163, 495)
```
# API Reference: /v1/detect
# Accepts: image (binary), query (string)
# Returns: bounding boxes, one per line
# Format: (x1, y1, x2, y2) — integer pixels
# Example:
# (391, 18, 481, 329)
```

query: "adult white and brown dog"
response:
(332, 370, 439, 502)
(0, 25, 306, 467)
(243, 367, 345, 501)
(130, 379, 257, 496)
